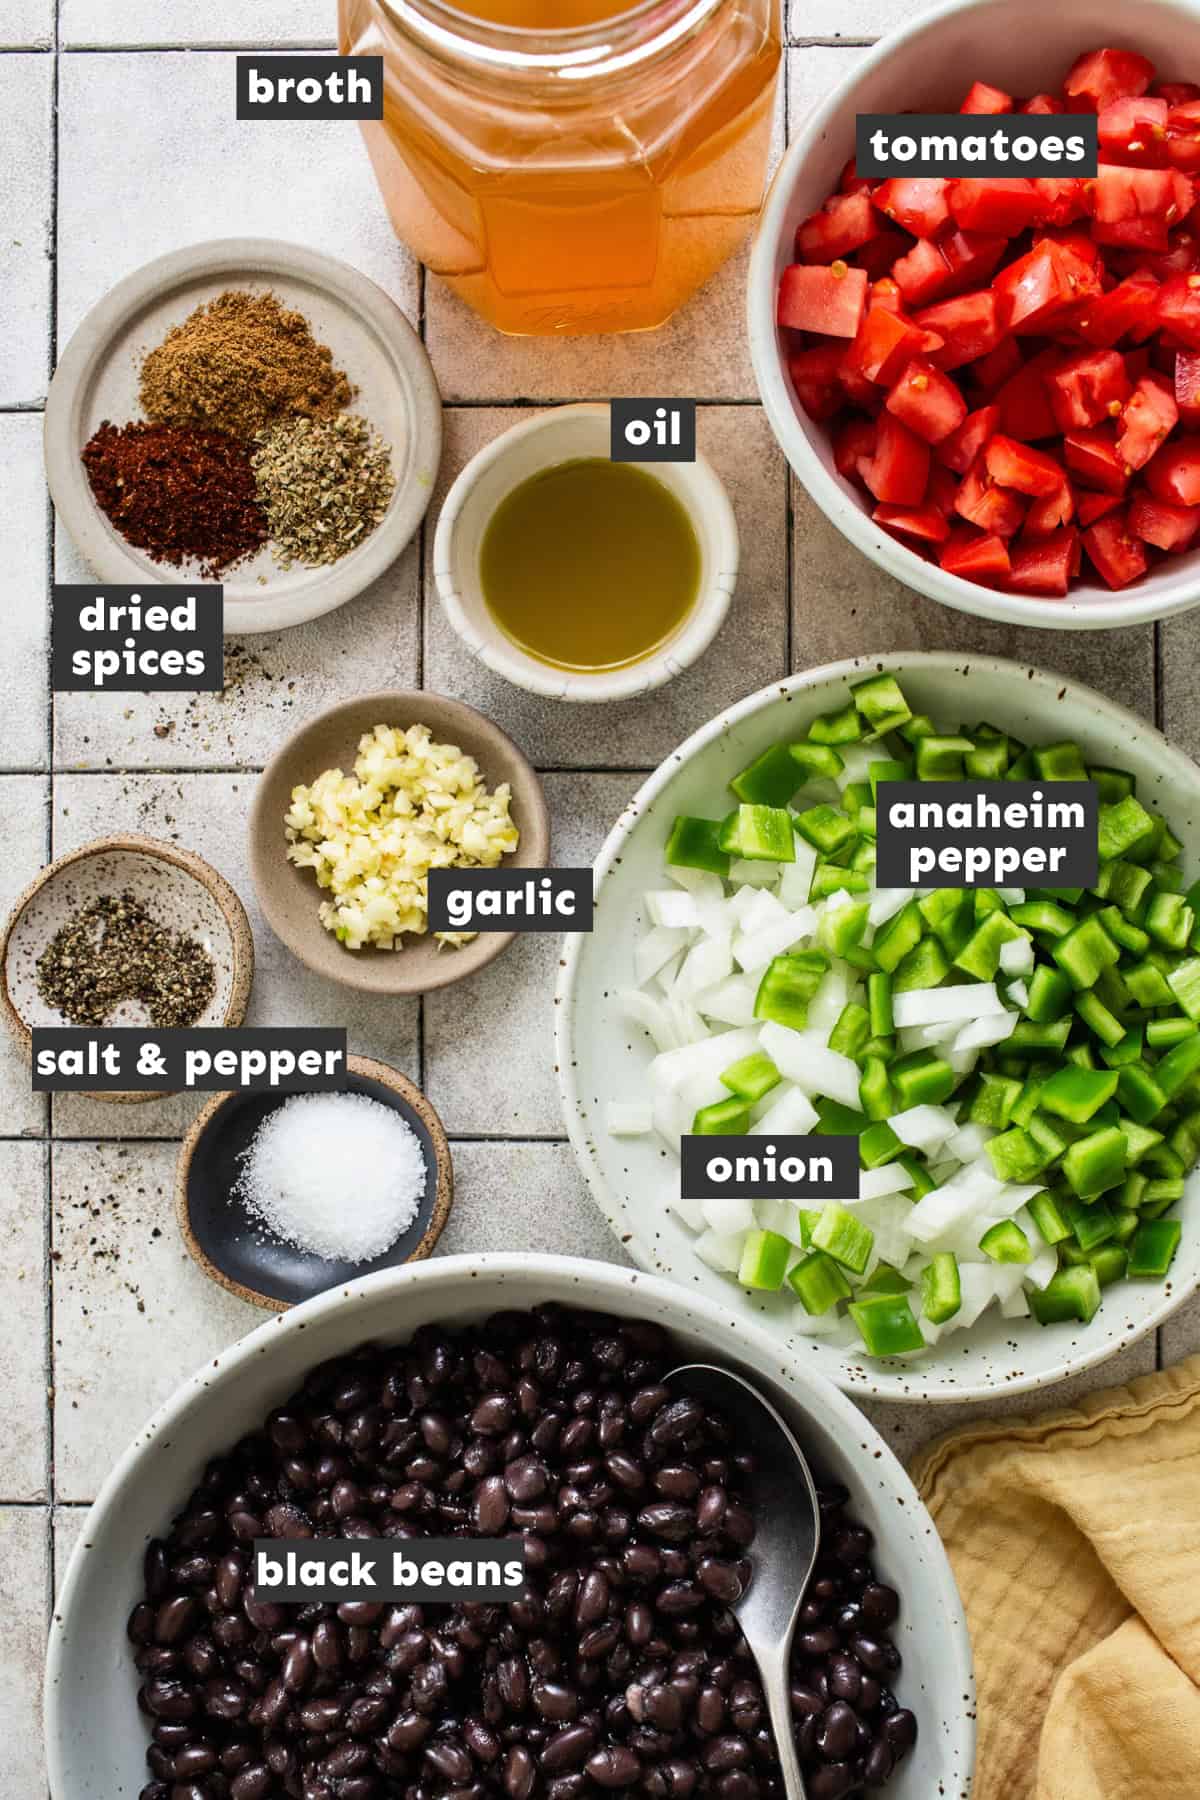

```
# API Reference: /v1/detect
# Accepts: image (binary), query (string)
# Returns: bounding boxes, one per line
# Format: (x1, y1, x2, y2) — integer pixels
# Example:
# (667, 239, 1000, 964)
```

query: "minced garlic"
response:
(284, 723, 520, 951)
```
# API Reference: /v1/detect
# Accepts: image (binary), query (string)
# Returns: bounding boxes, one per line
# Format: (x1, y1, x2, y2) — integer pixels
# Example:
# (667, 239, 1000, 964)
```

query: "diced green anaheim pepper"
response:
(790, 741, 847, 783)
(979, 1220, 1032, 1263)
(921, 1252, 962, 1324)
(1145, 1016, 1196, 1050)
(1154, 1032, 1200, 1098)
(851, 673, 912, 738)
(1075, 990, 1127, 1049)
(738, 1230, 791, 1290)
(1117, 1063, 1168, 1124)
(1052, 915, 1121, 990)
(987, 1128, 1048, 1184)
(861, 1262, 912, 1294)
(808, 702, 863, 746)
(753, 952, 828, 1030)
(1039, 1066, 1118, 1124)
(1089, 1245, 1129, 1286)
(890, 1051, 956, 1109)
(872, 901, 924, 973)
(819, 899, 871, 958)
(848, 1295, 925, 1355)
(1010, 899, 1077, 938)
(1064, 1197, 1117, 1253)
(720, 1053, 781, 1104)
(717, 804, 796, 862)
(1088, 766, 1135, 805)
(730, 744, 803, 808)
(969, 1073, 1022, 1129)
(892, 937, 951, 992)
(828, 1003, 870, 1060)
(1061, 1125, 1127, 1199)
(692, 1098, 752, 1135)
(1028, 1264, 1103, 1325)
(665, 816, 729, 877)
(955, 910, 1025, 981)
(1024, 965, 1073, 1023)
(1028, 1192, 1072, 1246)
(1098, 796, 1158, 863)
(811, 1203, 874, 1275)
(787, 1251, 852, 1314)
(965, 737, 1009, 779)
(1168, 958, 1200, 1021)
(896, 1152, 936, 1198)
(858, 1056, 893, 1121)
(1145, 890, 1195, 950)
(915, 735, 975, 781)
(1034, 740, 1088, 781)
(794, 804, 857, 856)
(1127, 1219, 1182, 1279)
(867, 972, 894, 1039)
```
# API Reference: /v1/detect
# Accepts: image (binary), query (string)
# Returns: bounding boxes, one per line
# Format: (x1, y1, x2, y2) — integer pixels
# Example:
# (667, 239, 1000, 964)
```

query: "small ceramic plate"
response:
(0, 834, 254, 1104)
(44, 238, 442, 634)
(249, 690, 550, 995)
(176, 1056, 453, 1311)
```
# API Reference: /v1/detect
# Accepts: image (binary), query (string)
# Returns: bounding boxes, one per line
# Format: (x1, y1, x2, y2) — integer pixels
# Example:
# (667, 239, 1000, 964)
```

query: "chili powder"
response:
(81, 420, 268, 578)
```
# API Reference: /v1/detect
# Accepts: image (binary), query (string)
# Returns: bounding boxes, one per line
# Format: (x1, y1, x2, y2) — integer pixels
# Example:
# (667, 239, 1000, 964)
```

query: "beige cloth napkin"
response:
(909, 1355, 1200, 1800)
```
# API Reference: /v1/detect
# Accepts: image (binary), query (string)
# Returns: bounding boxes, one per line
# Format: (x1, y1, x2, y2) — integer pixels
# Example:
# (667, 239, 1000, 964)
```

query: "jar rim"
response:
(377, 0, 726, 80)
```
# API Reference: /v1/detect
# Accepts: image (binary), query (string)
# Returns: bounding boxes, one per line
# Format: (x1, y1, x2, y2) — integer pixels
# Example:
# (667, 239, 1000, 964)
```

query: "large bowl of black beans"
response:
(45, 1255, 974, 1800)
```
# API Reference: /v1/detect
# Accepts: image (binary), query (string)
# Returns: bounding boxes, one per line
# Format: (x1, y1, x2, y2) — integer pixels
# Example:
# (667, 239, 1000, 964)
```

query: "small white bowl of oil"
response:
(433, 402, 740, 701)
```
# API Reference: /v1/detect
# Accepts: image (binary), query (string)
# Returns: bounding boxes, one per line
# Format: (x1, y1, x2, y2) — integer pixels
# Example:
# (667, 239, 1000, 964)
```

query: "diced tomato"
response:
(926, 464, 961, 516)
(1156, 83, 1200, 106)
(937, 403, 1001, 474)
(1047, 349, 1132, 430)
(955, 457, 1027, 536)
(797, 192, 881, 264)
(885, 360, 968, 444)
(872, 178, 950, 237)
(842, 304, 931, 385)
(948, 177, 1043, 236)
(892, 238, 953, 308)
(973, 339, 1024, 394)
(984, 434, 1068, 497)
(961, 80, 1013, 115)
(1167, 101, 1200, 173)
(1006, 528, 1078, 595)
(1155, 271, 1200, 347)
(941, 230, 1008, 290)
(1175, 348, 1200, 423)
(916, 291, 1004, 369)
(939, 527, 1012, 585)
(861, 414, 931, 505)
(1022, 94, 1065, 116)
(1128, 490, 1200, 549)
(1023, 482, 1077, 537)
(993, 241, 1098, 334)
(833, 417, 877, 480)
(1031, 177, 1091, 226)
(778, 261, 868, 336)
(1077, 489, 1123, 526)
(1064, 424, 1131, 493)
(1145, 433, 1200, 504)
(1072, 270, 1161, 345)
(787, 346, 847, 422)
(1083, 510, 1150, 586)
(838, 156, 874, 194)
(1064, 48, 1155, 114)
(1091, 164, 1178, 249)
(856, 229, 911, 280)
(873, 503, 952, 544)
(995, 357, 1060, 440)
(1117, 372, 1179, 468)
(1099, 96, 1169, 166)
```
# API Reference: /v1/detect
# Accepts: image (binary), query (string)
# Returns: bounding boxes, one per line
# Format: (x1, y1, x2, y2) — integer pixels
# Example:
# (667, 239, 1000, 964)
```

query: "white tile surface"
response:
(0, 55, 53, 405)
(55, 51, 418, 348)
(0, 1143, 48, 1500)
(0, 777, 50, 1140)
(2, 415, 51, 770)
(0, 0, 52, 46)
(51, 1139, 261, 1501)
(437, 1140, 631, 1265)
(0, 1508, 48, 1797)
(426, 772, 638, 1135)
(61, 0, 334, 46)
(424, 405, 789, 767)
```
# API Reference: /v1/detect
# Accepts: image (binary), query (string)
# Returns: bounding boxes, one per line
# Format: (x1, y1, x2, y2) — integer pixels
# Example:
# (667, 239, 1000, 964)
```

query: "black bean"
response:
(586, 1745, 642, 1788)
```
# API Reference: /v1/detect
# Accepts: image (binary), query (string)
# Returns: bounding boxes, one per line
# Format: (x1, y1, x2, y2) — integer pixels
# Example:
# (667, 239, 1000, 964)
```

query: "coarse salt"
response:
(235, 1092, 427, 1263)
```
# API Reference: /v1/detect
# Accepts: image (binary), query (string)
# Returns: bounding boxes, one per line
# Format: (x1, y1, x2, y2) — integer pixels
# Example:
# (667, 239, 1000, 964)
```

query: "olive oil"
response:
(480, 459, 701, 673)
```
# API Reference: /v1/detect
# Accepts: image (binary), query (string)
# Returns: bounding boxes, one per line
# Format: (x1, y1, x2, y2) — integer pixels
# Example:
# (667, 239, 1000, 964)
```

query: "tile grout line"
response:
(45, 0, 61, 1651)
(417, 260, 428, 1091)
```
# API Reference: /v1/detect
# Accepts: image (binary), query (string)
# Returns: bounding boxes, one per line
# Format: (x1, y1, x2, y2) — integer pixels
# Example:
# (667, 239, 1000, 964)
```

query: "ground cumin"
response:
(139, 289, 354, 441)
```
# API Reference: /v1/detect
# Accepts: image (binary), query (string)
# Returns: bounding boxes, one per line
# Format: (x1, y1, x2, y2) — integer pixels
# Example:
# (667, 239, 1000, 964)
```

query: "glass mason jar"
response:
(339, 0, 781, 335)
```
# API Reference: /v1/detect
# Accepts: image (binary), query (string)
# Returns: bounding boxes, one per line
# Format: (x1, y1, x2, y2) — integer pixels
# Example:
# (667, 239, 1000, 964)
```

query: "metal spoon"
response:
(666, 1362, 821, 1800)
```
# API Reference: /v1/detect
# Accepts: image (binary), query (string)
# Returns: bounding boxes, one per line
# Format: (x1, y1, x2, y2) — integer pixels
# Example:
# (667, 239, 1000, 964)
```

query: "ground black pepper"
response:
(81, 420, 268, 578)
(36, 891, 217, 1029)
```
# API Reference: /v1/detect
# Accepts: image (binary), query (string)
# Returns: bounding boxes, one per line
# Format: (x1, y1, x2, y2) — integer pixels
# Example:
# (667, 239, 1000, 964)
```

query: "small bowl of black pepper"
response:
(0, 833, 254, 1103)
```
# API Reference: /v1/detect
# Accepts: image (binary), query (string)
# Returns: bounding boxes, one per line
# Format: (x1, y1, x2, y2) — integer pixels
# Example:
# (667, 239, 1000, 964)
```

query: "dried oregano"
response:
(251, 413, 396, 570)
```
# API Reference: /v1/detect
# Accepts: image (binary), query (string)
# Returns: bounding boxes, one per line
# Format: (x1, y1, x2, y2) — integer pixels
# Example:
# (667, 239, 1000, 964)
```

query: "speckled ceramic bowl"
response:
(557, 653, 1200, 1403)
(0, 834, 253, 1103)
(45, 1254, 974, 1800)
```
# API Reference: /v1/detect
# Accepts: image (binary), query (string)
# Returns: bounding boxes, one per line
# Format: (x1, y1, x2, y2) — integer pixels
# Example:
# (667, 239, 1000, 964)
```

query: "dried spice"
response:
(139, 289, 353, 441)
(36, 892, 216, 1029)
(81, 420, 268, 578)
(251, 412, 396, 569)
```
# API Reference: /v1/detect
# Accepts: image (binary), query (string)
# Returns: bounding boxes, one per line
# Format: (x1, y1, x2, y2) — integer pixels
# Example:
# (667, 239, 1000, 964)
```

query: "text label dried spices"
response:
(36, 892, 217, 1029)
(81, 421, 268, 579)
(139, 289, 353, 441)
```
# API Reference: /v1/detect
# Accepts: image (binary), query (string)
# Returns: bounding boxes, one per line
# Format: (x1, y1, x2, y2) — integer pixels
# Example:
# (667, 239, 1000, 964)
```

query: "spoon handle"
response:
(759, 1647, 808, 1800)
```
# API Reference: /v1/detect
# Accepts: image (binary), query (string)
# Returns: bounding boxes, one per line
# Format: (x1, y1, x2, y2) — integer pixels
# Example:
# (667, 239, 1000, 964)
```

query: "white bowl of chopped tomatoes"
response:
(748, 0, 1200, 625)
